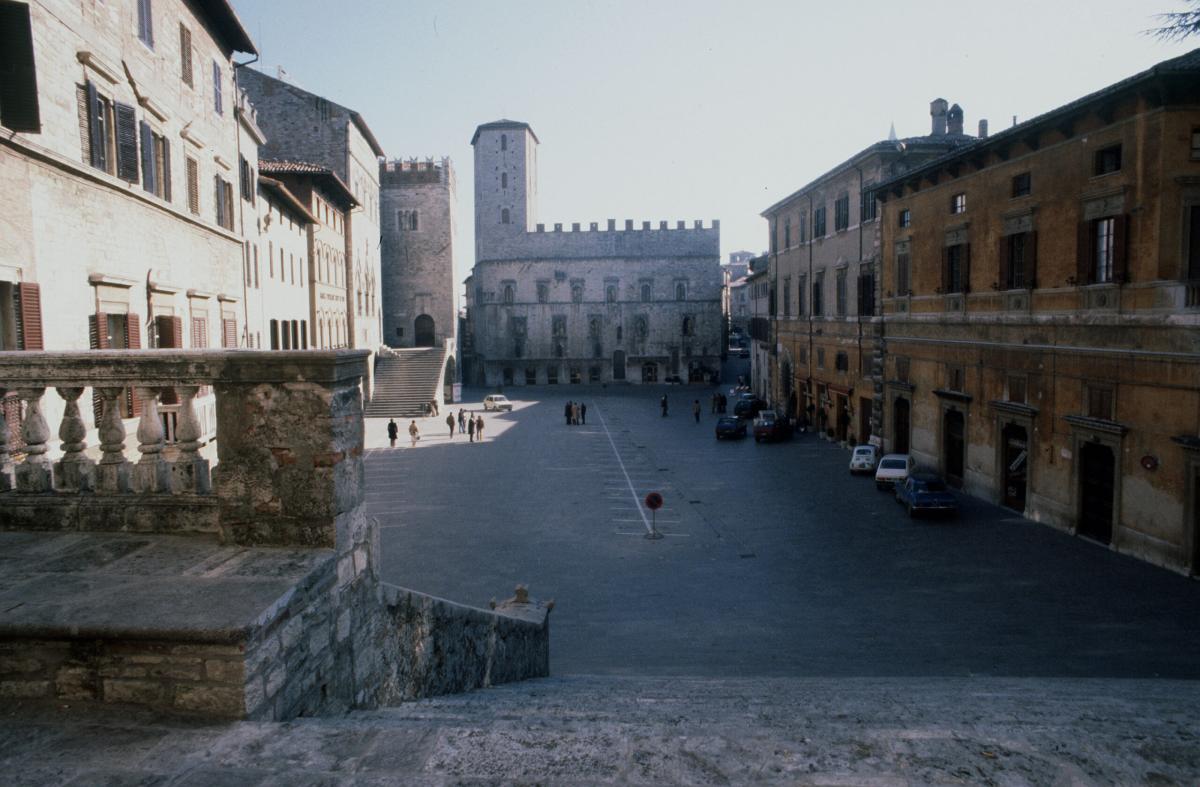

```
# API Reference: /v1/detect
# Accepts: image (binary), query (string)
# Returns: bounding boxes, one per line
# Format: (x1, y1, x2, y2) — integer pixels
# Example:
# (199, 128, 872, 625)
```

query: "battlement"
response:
(477, 217, 720, 262)
(534, 218, 720, 234)
(381, 156, 453, 186)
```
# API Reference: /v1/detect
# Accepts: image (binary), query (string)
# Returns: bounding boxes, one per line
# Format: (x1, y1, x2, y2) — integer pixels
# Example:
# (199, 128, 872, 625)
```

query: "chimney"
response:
(978, 119, 989, 139)
(947, 103, 964, 135)
(930, 98, 948, 136)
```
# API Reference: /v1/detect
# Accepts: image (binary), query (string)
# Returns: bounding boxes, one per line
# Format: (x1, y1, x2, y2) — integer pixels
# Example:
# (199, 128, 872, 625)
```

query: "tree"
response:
(1150, 1, 1200, 41)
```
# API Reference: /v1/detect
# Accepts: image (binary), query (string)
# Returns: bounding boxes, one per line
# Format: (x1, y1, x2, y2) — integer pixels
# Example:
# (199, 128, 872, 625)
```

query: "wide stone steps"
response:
(365, 348, 447, 417)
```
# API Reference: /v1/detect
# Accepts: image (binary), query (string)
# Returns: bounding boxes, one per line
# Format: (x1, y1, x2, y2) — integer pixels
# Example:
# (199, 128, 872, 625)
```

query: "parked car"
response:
(733, 395, 767, 419)
(714, 416, 747, 440)
(753, 410, 791, 442)
(483, 394, 513, 412)
(895, 474, 959, 518)
(874, 454, 915, 490)
(849, 444, 879, 474)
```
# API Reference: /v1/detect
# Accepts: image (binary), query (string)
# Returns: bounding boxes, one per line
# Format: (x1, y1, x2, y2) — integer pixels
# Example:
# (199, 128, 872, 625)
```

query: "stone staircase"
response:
(365, 347, 448, 418)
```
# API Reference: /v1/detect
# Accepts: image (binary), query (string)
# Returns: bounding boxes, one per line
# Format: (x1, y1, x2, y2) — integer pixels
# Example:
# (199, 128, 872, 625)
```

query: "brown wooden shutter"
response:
(89, 312, 109, 422)
(125, 313, 142, 417)
(161, 137, 171, 202)
(17, 283, 42, 350)
(186, 157, 199, 214)
(1113, 213, 1130, 283)
(114, 102, 139, 182)
(998, 236, 1010, 291)
(0, 2, 41, 132)
(179, 24, 193, 86)
(222, 317, 236, 349)
(1028, 231, 1038, 289)
(76, 84, 92, 164)
(1077, 221, 1093, 285)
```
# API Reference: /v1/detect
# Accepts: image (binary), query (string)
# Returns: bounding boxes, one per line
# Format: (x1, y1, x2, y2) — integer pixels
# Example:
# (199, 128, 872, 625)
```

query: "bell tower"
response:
(471, 120, 539, 261)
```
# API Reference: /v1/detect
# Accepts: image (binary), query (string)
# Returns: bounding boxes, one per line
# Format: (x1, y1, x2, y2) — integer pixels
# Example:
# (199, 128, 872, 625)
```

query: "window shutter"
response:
(963, 244, 971, 294)
(1077, 221, 1093, 285)
(0, 2, 41, 132)
(139, 121, 155, 194)
(222, 317, 236, 348)
(213, 175, 223, 227)
(179, 24, 193, 86)
(998, 236, 1010, 291)
(87, 81, 105, 170)
(1028, 231, 1038, 289)
(17, 283, 42, 350)
(155, 314, 181, 404)
(114, 102, 139, 182)
(186, 157, 199, 214)
(1113, 213, 1130, 283)
(76, 84, 92, 163)
(161, 137, 171, 202)
(941, 246, 949, 293)
(125, 313, 142, 418)
(89, 312, 109, 423)
(212, 60, 222, 114)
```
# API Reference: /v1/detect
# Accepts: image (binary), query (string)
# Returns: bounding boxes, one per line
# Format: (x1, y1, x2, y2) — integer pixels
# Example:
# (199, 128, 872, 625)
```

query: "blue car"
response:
(715, 416, 747, 440)
(895, 474, 958, 518)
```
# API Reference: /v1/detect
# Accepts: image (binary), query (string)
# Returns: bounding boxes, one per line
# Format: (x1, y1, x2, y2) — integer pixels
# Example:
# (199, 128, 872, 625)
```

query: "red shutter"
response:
(125, 313, 142, 417)
(17, 283, 42, 350)
(998, 236, 1010, 292)
(1113, 213, 1130, 283)
(222, 317, 236, 348)
(1077, 221, 1093, 285)
(1028, 231, 1038, 289)
(89, 312, 109, 422)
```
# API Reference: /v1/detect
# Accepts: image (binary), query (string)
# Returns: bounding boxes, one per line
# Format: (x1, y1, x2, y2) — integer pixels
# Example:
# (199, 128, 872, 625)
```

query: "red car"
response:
(752, 411, 791, 442)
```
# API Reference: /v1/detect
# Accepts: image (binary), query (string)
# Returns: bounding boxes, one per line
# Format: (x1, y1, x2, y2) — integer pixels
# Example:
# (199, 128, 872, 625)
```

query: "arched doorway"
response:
(1079, 442, 1115, 544)
(1002, 423, 1028, 512)
(443, 356, 456, 401)
(943, 409, 965, 487)
(892, 398, 910, 454)
(414, 314, 435, 347)
(641, 362, 658, 383)
(612, 350, 626, 381)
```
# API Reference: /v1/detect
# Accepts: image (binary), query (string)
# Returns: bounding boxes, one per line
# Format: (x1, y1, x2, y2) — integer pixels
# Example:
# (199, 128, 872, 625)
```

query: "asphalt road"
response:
(366, 381, 1200, 679)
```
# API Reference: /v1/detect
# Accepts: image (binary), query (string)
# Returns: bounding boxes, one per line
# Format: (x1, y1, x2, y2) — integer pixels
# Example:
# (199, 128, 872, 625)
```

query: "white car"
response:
(849, 445, 879, 474)
(483, 394, 513, 412)
(874, 454, 915, 490)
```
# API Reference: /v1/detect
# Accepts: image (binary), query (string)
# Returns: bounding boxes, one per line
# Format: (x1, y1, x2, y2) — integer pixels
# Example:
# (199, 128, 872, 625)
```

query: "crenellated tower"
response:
(471, 120, 539, 260)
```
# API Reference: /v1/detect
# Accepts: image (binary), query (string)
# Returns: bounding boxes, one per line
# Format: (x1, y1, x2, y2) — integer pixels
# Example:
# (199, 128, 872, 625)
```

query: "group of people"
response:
(387, 409, 486, 448)
(564, 400, 587, 425)
(709, 392, 730, 414)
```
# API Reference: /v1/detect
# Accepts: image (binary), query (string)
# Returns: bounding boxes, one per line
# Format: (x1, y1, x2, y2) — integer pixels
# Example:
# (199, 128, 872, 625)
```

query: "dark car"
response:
(714, 416, 747, 440)
(733, 396, 766, 419)
(895, 474, 959, 518)
(752, 410, 792, 442)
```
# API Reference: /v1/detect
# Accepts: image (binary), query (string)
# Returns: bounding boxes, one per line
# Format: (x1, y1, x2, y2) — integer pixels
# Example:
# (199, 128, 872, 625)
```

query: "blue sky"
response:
(229, 0, 1195, 284)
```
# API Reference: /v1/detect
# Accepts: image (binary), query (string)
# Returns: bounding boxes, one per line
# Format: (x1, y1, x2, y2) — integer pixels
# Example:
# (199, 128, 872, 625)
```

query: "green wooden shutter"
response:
(114, 102, 139, 182)
(87, 81, 105, 170)
(140, 120, 155, 194)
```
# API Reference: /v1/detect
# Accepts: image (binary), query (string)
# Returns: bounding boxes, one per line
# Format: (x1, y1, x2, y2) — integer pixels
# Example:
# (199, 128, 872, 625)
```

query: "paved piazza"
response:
(366, 383, 1200, 680)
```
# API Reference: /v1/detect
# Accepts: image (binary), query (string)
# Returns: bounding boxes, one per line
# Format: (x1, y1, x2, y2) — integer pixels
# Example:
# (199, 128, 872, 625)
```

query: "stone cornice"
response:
(989, 400, 1039, 419)
(1064, 414, 1128, 436)
(933, 388, 973, 404)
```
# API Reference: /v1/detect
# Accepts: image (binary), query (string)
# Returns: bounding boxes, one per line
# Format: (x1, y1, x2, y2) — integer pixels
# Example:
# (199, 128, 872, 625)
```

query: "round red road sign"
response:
(644, 492, 664, 510)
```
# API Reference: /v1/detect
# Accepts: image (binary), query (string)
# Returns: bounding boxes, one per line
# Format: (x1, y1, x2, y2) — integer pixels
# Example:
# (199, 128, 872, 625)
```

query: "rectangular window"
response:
(951, 192, 966, 214)
(817, 348, 825, 369)
(212, 60, 223, 115)
(537, 282, 549, 303)
(797, 274, 807, 316)
(1005, 232, 1032, 289)
(835, 269, 847, 316)
(947, 365, 964, 392)
(858, 264, 875, 315)
(1188, 206, 1200, 280)
(1094, 217, 1115, 283)
(896, 251, 911, 296)
(834, 194, 850, 232)
(0, 2, 41, 132)
(137, 0, 154, 48)
(798, 212, 807, 243)
(179, 24, 193, 86)
(860, 187, 877, 222)
(944, 244, 967, 293)
(214, 175, 233, 230)
(813, 206, 826, 238)
(1007, 375, 1027, 404)
(139, 122, 170, 200)
(895, 356, 910, 383)
(782, 277, 791, 316)
(1012, 172, 1031, 198)
(898, 208, 911, 228)
(239, 155, 254, 202)
(1086, 384, 1114, 421)
(813, 272, 824, 317)
(1094, 144, 1121, 175)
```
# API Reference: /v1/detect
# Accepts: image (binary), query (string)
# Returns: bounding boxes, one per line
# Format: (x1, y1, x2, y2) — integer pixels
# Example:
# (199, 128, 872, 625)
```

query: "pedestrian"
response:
(387, 418, 398, 448)
(468, 413, 476, 442)
(693, 399, 701, 423)
(446, 413, 455, 438)
(718, 393, 727, 414)
(475, 414, 484, 442)
(660, 395, 668, 417)
(564, 401, 573, 426)
(429, 398, 439, 416)
(580, 402, 587, 424)
(458, 409, 466, 434)
(571, 402, 580, 425)
(408, 419, 420, 448)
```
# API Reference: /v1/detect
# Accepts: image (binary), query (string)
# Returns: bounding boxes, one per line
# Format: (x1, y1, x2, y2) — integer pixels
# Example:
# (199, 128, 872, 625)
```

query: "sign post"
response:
(643, 491, 664, 540)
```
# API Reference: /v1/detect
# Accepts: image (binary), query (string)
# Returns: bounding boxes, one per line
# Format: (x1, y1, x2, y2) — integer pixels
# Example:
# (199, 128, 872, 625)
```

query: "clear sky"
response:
(229, 0, 1195, 284)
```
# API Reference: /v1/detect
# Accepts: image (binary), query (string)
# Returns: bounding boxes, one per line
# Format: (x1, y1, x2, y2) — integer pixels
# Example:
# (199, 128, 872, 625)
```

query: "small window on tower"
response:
(501, 172, 508, 189)
(501, 134, 507, 151)
(501, 208, 510, 224)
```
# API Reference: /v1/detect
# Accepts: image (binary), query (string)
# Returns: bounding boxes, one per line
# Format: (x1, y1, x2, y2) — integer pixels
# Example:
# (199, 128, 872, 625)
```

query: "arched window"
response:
(501, 208, 510, 225)
(503, 284, 514, 304)
(616, 325, 623, 342)
(682, 316, 693, 336)
(606, 285, 616, 303)
(501, 172, 508, 189)
(640, 283, 651, 302)
(675, 282, 686, 300)
(635, 316, 648, 339)
(571, 284, 583, 303)
(501, 134, 507, 151)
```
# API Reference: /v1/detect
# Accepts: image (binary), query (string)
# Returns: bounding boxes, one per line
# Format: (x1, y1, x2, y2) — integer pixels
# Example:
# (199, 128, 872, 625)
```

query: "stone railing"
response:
(0, 350, 369, 542)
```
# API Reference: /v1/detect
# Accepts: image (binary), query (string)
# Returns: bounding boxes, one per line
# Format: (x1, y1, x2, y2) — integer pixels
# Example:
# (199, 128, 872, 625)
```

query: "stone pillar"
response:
(171, 386, 210, 494)
(0, 388, 12, 492)
(213, 351, 369, 557)
(95, 387, 131, 493)
(53, 387, 95, 492)
(132, 387, 170, 493)
(15, 387, 52, 492)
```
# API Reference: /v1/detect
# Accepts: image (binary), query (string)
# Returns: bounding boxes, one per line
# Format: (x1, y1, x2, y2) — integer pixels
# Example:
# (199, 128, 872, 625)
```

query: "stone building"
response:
(761, 100, 975, 442)
(258, 161, 357, 349)
(466, 120, 721, 386)
(746, 260, 771, 398)
(875, 48, 1200, 574)
(0, 0, 256, 439)
(252, 171, 316, 349)
(379, 157, 457, 349)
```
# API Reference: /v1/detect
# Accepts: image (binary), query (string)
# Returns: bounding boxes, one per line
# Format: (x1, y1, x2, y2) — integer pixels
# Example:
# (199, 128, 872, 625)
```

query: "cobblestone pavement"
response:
(367, 383, 1200, 679)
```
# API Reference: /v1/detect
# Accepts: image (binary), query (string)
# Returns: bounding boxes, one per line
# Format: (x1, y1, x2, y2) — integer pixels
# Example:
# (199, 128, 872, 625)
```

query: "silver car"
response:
(483, 394, 513, 412)
(874, 454, 915, 490)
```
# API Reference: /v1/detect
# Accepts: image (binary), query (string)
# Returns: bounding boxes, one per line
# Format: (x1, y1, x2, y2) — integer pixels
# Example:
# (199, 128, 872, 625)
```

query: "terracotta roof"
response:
(470, 119, 539, 146)
(258, 160, 358, 209)
(257, 176, 316, 224)
(197, 0, 256, 55)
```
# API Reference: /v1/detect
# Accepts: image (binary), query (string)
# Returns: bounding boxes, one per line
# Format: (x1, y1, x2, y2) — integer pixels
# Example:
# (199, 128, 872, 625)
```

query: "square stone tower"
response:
(471, 120, 539, 261)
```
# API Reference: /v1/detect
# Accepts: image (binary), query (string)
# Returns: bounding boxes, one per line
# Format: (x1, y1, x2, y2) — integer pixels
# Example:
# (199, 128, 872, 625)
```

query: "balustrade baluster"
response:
(53, 387, 95, 492)
(170, 385, 210, 494)
(0, 387, 11, 492)
(95, 386, 131, 493)
(133, 386, 170, 493)
(15, 387, 52, 493)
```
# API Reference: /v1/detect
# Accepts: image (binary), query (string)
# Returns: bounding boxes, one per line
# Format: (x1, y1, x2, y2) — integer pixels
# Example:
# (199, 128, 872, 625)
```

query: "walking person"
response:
(660, 395, 669, 417)
(571, 402, 580, 425)
(387, 418, 398, 448)
(446, 413, 455, 439)
(580, 402, 587, 425)
(467, 413, 476, 442)
(564, 401, 573, 426)
(408, 420, 420, 448)
(475, 414, 484, 442)
(429, 398, 439, 416)
(693, 399, 701, 423)
(458, 409, 466, 434)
